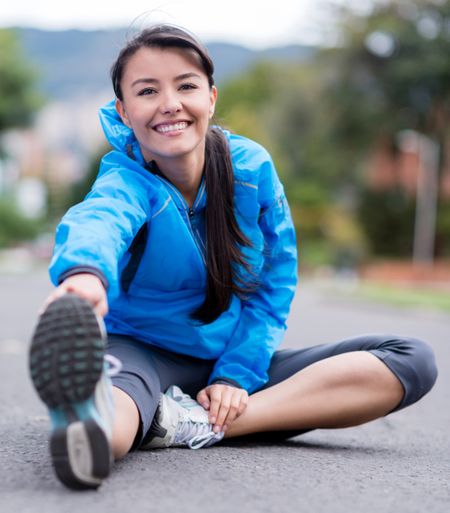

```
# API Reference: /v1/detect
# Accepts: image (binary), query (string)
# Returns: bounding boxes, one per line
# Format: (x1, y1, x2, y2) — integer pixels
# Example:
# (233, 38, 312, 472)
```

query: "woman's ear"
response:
(209, 86, 218, 119)
(115, 99, 131, 128)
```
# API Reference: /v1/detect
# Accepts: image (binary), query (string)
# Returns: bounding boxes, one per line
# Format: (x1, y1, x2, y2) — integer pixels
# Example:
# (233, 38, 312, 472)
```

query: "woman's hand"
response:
(197, 384, 248, 433)
(40, 273, 108, 317)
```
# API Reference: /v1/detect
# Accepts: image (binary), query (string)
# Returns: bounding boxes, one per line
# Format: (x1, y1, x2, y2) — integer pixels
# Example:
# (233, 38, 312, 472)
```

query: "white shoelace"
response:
(174, 420, 217, 448)
(170, 388, 224, 449)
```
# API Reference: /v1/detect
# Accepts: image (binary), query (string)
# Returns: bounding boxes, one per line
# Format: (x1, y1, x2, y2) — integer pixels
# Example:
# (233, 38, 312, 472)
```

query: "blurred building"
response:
(366, 133, 450, 199)
(0, 91, 110, 217)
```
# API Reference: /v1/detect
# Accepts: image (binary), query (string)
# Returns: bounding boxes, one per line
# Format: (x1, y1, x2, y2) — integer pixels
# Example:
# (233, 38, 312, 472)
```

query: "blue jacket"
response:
(49, 100, 298, 393)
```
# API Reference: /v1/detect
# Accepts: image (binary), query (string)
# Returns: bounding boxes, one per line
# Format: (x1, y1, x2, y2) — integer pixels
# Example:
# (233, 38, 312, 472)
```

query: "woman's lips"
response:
(153, 121, 191, 135)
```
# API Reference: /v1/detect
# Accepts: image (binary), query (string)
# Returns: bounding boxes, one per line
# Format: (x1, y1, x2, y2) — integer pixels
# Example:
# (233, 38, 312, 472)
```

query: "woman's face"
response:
(116, 46, 217, 166)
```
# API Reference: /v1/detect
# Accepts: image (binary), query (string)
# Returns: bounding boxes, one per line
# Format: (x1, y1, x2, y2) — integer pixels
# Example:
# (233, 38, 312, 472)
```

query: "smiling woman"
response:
(115, 47, 217, 179)
(29, 23, 437, 492)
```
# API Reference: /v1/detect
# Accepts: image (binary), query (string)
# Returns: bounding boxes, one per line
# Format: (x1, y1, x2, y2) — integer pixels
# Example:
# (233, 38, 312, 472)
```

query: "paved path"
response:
(1, 269, 449, 512)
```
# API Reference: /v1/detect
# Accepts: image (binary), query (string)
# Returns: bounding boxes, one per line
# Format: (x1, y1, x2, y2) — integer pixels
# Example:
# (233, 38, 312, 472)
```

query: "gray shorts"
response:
(106, 333, 437, 449)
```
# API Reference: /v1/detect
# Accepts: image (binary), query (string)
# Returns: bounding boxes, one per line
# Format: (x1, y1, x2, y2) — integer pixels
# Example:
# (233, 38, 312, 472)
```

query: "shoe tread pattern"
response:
(29, 294, 104, 409)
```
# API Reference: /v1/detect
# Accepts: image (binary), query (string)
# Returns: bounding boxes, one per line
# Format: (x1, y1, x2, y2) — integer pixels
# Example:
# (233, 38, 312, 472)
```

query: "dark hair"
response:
(111, 25, 254, 324)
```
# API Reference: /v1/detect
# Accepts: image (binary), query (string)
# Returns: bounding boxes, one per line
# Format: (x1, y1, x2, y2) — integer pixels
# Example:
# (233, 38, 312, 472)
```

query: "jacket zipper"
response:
(155, 176, 206, 265)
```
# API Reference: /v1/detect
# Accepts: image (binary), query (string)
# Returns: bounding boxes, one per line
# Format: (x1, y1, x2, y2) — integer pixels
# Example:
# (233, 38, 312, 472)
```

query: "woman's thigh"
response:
(264, 333, 437, 411)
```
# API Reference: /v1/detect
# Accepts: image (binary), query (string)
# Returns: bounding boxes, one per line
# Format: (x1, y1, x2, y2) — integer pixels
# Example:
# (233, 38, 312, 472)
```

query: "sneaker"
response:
(142, 385, 224, 450)
(29, 294, 119, 490)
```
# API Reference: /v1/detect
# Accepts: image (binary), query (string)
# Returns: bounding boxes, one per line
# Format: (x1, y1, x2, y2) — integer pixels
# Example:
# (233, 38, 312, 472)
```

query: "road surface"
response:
(0, 269, 449, 512)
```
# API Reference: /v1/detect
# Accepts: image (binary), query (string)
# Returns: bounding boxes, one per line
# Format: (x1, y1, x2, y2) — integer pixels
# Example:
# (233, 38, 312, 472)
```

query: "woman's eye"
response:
(138, 88, 156, 96)
(179, 83, 197, 91)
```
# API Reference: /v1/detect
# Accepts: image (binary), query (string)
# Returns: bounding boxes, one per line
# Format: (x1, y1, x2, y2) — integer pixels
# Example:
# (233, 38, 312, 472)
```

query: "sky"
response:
(0, 0, 348, 48)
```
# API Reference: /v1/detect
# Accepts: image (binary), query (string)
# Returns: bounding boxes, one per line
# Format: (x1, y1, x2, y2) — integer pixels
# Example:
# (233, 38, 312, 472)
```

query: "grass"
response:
(349, 281, 450, 313)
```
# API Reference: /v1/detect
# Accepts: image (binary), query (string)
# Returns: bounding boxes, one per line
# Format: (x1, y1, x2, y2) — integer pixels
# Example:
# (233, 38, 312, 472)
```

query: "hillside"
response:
(12, 27, 315, 100)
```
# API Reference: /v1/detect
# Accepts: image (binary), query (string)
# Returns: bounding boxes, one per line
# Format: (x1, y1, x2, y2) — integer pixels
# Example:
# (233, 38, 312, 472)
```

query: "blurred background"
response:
(0, 0, 449, 311)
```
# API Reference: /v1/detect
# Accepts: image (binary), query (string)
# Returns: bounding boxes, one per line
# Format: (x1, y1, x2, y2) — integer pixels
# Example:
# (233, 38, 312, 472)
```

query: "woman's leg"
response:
(105, 335, 164, 459)
(111, 387, 140, 459)
(106, 334, 215, 454)
(225, 335, 437, 438)
(226, 351, 402, 437)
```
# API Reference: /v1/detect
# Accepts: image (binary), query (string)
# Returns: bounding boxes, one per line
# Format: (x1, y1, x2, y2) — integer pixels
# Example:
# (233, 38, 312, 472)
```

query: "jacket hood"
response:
(98, 99, 145, 164)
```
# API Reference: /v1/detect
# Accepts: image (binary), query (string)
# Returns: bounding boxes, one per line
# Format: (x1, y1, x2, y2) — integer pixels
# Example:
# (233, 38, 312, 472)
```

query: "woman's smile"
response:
(152, 120, 192, 136)
(115, 46, 217, 167)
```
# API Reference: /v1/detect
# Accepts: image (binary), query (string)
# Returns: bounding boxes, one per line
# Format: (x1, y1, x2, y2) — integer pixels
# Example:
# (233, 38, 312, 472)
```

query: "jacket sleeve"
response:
(48, 155, 152, 301)
(208, 156, 298, 393)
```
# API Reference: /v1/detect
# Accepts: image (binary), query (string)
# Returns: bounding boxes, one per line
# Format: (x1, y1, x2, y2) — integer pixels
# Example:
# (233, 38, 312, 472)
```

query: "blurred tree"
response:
(215, 62, 283, 156)
(319, 0, 450, 257)
(358, 187, 416, 256)
(0, 198, 40, 247)
(0, 29, 41, 136)
(216, 58, 366, 266)
(0, 29, 43, 247)
(199, 1, 450, 264)
(321, 0, 449, 153)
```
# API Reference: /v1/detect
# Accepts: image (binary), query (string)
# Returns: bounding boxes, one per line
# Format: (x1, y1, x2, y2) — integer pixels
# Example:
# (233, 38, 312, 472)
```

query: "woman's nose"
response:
(159, 91, 182, 114)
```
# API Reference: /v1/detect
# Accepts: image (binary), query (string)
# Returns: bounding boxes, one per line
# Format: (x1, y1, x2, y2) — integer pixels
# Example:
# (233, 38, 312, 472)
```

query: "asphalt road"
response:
(1, 268, 449, 513)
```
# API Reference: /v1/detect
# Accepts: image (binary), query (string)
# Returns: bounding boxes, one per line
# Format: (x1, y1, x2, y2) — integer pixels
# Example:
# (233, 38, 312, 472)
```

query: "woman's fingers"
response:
(208, 386, 223, 426)
(94, 295, 109, 317)
(223, 392, 247, 431)
(222, 389, 248, 431)
(38, 286, 69, 314)
(201, 385, 249, 433)
(196, 389, 210, 410)
(214, 389, 232, 432)
(38, 273, 108, 317)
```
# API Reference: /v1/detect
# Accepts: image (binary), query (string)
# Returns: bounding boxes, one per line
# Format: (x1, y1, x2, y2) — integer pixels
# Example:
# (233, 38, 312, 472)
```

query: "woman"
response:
(29, 25, 437, 490)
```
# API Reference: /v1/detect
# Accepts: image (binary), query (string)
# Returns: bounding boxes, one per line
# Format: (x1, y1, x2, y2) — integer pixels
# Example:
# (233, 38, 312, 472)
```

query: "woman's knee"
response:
(406, 336, 438, 397)
(377, 335, 438, 406)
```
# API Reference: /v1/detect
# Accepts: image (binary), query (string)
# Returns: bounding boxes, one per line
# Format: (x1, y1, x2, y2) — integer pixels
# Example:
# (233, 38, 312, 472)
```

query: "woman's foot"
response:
(142, 386, 224, 450)
(29, 294, 117, 490)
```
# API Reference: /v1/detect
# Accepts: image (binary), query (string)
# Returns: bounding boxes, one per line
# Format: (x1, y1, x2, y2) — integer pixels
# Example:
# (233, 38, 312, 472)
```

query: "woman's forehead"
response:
(123, 46, 207, 80)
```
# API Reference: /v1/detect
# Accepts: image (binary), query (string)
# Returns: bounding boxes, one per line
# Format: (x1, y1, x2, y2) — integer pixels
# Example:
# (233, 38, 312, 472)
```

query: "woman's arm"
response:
(49, 157, 152, 303)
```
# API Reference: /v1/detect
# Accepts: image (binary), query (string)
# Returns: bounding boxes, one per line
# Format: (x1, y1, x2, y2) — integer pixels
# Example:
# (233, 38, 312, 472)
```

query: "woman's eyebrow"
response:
(131, 72, 201, 88)
(131, 77, 158, 87)
(175, 72, 202, 81)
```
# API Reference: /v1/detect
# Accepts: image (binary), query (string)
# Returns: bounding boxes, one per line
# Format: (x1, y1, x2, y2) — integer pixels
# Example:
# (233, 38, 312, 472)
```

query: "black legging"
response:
(107, 333, 437, 447)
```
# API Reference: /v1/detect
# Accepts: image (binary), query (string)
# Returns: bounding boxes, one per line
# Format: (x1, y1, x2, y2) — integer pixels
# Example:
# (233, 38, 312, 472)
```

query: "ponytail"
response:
(191, 127, 255, 324)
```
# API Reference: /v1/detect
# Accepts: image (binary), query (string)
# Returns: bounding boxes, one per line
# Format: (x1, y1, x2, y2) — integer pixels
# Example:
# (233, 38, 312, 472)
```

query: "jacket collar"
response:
(98, 99, 146, 166)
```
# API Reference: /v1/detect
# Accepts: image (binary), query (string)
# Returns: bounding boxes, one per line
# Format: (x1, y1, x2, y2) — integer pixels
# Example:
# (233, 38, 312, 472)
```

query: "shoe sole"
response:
(29, 294, 111, 490)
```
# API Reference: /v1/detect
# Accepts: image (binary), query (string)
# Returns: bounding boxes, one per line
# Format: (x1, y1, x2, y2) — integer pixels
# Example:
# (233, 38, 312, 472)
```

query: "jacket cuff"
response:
(58, 266, 109, 290)
(209, 377, 243, 389)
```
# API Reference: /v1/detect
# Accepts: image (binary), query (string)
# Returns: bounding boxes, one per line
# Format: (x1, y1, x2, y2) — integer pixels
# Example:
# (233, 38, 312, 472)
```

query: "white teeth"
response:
(156, 122, 189, 133)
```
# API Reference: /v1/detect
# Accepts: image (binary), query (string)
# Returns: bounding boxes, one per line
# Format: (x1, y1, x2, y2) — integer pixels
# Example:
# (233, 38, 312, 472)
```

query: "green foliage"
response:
(217, 0, 450, 263)
(357, 187, 415, 257)
(0, 198, 41, 248)
(0, 30, 44, 246)
(322, 0, 450, 259)
(320, 0, 450, 150)
(215, 62, 285, 156)
(217, 57, 368, 265)
(0, 29, 42, 134)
